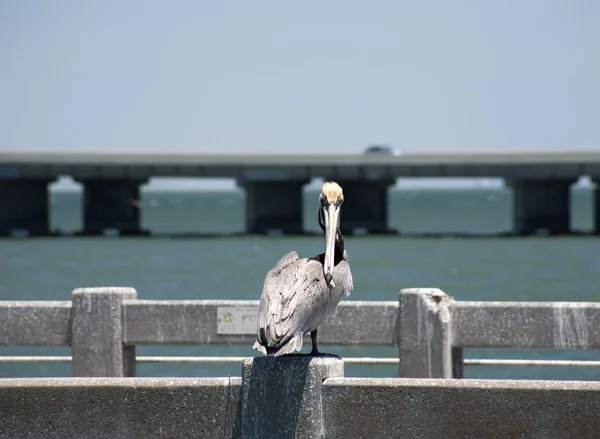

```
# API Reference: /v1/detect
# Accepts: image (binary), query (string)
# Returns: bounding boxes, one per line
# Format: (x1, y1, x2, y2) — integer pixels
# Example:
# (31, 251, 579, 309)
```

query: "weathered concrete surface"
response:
(122, 299, 260, 345)
(3, 375, 599, 439)
(398, 288, 458, 378)
(122, 299, 397, 346)
(318, 300, 398, 346)
(451, 301, 600, 349)
(0, 301, 70, 346)
(0, 377, 241, 439)
(72, 287, 137, 377)
(239, 356, 344, 439)
(323, 377, 600, 439)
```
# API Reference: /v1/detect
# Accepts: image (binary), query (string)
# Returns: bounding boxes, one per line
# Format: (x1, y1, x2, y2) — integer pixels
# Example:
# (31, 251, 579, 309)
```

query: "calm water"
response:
(1, 188, 599, 381)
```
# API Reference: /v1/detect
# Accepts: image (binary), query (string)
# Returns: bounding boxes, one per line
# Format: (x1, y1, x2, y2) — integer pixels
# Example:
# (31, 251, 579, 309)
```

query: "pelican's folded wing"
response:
(256, 251, 300, 344)
(258, 257, 333, 351)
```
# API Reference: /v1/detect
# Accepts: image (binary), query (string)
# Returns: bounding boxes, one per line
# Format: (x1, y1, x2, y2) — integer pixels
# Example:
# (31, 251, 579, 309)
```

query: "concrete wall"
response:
(2, 375, 599, 439)
(323, 378, 600, 439)
(0, 377, 241, 439)
(322, 377, 600, 439)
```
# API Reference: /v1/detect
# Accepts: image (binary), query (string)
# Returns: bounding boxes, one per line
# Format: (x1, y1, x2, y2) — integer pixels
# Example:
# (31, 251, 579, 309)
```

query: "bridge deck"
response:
(1, 150, 599, 179)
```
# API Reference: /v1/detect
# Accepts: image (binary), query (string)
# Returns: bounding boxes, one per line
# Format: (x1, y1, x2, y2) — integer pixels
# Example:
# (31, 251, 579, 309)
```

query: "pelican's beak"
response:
(323, 202, 340, 288)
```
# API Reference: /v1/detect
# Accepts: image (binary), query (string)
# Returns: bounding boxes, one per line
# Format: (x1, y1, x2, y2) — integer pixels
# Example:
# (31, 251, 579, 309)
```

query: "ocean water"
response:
(1, 188, 599, 381)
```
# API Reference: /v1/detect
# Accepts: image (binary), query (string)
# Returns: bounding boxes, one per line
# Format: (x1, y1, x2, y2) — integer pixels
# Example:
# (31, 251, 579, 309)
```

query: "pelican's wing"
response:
(257, 254, 351, 354)
(275, 259, 331, 339)
(278, 259, 353, 338)
(256, 251, 301, 340)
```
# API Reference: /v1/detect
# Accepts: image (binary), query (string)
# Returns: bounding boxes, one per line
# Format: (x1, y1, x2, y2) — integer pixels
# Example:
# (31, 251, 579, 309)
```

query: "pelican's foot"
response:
(281, 353, 313, 358)
(311, 352, 340, 358)
(309, 348, 340, 358)
(277, 351, 342, 360)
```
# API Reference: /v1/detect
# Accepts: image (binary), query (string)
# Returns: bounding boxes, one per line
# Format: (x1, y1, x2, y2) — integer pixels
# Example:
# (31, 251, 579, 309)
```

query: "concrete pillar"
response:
(0, 179, 52, 236)
(79, 179, 147, 235)
(237, 356, 344, 439)
(239, 180, 308, 234)
(398, 288, 460, 378)
(71, 287, 137, 377)
(594, 186, 600, 234)
(511, 179, 573, 235)
(336, 179, 396, 235)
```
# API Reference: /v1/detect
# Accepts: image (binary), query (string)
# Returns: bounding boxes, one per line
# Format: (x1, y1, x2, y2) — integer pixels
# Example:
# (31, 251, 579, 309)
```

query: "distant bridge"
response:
(1, 149, 599, 236)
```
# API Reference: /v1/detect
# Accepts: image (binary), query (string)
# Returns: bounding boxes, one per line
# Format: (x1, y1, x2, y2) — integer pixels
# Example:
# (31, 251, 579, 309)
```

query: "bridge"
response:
(1, 149, 599, 236)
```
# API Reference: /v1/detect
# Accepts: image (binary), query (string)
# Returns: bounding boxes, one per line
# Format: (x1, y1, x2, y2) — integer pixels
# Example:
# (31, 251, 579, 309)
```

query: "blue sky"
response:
(2, 0, 599, 154)
(1, 1, 598, 189)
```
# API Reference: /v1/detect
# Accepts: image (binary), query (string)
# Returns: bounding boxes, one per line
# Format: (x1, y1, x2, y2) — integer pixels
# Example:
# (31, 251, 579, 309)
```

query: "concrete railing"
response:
(2, 287, 600, 378)
(2, 357, 599, 438)
(398, 288, 600, 378)
(0, 287, 398, 377)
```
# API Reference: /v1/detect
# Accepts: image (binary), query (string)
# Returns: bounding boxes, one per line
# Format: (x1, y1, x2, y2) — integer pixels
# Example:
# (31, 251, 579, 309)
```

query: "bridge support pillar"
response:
(594, 186, 600, 234)
(336, 179, 396, 235)
(239, 180, 308, 234)
(511, 179, 573, 235)
(0, 179, 52, 236)
(79, 179, 148, 235)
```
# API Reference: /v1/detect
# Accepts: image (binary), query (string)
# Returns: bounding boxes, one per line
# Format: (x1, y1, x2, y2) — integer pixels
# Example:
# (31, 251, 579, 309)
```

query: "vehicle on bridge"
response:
(363, 144, 402, 156)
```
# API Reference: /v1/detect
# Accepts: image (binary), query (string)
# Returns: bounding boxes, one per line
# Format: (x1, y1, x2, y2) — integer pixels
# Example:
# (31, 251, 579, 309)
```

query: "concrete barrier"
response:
(3, 286, 600, 379)
(0, 377, 241, 439)
(2, 368, 599, 438)
(322, 377, 600, 439)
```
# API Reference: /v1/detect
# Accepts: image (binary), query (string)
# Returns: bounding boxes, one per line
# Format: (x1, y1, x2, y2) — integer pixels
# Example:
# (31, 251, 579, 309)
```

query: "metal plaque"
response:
(217, 306, 259, 334)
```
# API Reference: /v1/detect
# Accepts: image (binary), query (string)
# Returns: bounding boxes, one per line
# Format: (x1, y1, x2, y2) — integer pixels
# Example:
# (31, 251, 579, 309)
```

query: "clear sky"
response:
(1, 0, 599, 155)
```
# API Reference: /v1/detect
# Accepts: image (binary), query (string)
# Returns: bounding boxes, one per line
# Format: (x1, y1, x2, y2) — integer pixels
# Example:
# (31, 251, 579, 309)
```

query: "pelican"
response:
(253, 181, 353, 356)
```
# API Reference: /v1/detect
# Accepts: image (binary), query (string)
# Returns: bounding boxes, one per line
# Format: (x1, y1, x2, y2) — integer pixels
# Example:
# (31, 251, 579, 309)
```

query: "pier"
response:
(1, 149, 600, 236)
(2, 287, 600, 437)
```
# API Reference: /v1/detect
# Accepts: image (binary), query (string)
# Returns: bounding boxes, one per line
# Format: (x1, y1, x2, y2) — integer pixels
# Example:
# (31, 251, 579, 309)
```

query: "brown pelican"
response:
(253, 181, 353, 356)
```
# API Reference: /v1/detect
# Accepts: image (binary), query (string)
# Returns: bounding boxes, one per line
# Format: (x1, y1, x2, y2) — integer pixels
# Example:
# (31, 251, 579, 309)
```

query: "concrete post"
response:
(398, 288, 460, 378)
(238, 180, 308, 234)
(0, 179, 52, 236)
(79, 179, 148, 235)
(237, 356, 344, 439)
(511, 179, 573, 235)
(335, 179, 396, 234)
(71, 287, 137, 377)
(594, 186, 600, 234)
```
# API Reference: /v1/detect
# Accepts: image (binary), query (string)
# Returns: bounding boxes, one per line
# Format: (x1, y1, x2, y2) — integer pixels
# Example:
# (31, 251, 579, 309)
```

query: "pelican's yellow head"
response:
(319, 181, 344, 205)
(318, 181, 344, 288)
